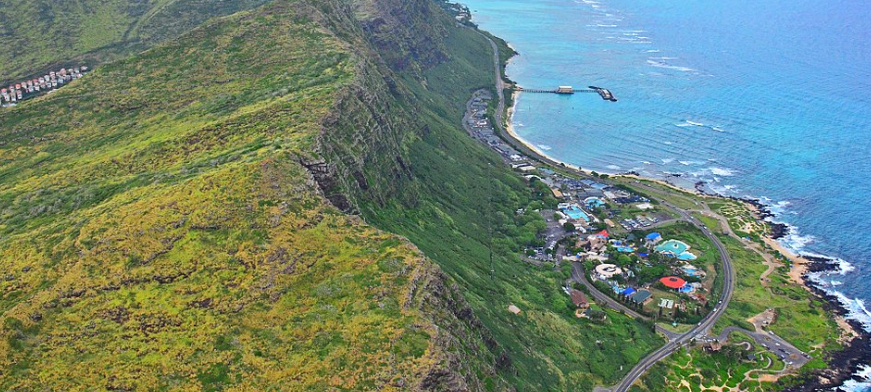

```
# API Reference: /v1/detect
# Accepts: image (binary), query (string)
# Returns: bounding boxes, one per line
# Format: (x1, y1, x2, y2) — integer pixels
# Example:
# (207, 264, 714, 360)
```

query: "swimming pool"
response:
(563, 205, 590, 222)
(585, 197, 605, 209)
(677, 252, 698, 261)
(656, 240, 690, 255)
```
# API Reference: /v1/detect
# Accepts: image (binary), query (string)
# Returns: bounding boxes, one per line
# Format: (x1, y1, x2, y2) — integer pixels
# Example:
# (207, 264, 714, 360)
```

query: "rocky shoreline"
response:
(483, 17, 868, 389)
(694, 189, 793, 240)
(621, 171, 868, 391)
(737, 197, 870, 391)
(784, 255, 871, 391)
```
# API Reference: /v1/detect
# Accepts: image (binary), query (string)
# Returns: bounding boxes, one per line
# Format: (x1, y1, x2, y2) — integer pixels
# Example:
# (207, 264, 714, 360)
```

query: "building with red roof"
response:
(659, 276, 687, 290)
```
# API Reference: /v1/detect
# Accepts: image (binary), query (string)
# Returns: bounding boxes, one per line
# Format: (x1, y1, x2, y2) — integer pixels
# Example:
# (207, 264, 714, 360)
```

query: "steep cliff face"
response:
(302, 0, 458, 214)
(0, 1, 507, 390)
(312, 1, 663, 391)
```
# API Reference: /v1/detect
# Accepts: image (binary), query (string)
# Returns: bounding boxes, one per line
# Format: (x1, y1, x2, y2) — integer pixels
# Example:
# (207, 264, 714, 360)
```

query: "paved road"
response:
(603, 188, 736, 392)
(483, 33, 507, 133)
(568, 262, 685, 341)
(472, 30, 761, 391)
(570, 262, 646, 320)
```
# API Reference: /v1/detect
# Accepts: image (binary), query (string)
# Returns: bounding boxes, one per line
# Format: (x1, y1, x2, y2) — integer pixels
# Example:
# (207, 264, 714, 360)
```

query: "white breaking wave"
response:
(808, 277, 871, 332)
(675, 120, 727, 133)
(661, 158, 675, 164)
(709, 167, 735, 176)
(647, 60, 695, 72)
(606, 164, 621, 170)
(839, 364, 871, 392)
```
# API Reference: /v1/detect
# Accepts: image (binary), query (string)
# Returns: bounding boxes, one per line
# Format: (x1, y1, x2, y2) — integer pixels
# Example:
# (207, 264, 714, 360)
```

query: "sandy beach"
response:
(503, 94, 863, 343)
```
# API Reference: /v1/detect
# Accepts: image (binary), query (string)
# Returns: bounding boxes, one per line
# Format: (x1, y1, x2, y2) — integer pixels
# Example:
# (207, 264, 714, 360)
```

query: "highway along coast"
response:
(465, 26, 856, 391)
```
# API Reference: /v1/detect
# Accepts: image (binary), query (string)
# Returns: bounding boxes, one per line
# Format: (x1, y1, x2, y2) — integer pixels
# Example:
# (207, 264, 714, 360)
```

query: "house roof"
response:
(630, 290, 652, 303)
(570, 289, 588, 307)
(621, 287, 637, 296)
(646, 232, 662, 240)
(660, 276, 687, 289)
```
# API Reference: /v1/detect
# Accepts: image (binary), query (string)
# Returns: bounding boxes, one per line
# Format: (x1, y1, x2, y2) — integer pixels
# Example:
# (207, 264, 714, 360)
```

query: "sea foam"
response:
(709, 167, 735, 176)
(647, 60, 695, 72)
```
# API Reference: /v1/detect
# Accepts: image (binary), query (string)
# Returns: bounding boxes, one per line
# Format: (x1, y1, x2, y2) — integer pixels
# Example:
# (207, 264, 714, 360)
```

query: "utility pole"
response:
(488, 162, 495, 281)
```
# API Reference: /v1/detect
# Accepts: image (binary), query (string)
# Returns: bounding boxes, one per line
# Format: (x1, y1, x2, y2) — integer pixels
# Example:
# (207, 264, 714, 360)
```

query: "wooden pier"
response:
(514, 85, 617, 102)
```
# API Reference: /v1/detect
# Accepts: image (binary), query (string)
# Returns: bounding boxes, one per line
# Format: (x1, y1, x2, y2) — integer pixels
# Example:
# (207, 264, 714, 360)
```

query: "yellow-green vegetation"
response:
(714, 233, 839, 354)
(707, 199, 769, 239)
(0, 0, 272, 83)
(0, 2, 514, 390)
(340, 22, 664, 389)
(617, 179, 842, 390)
(634, 341, 788, 392)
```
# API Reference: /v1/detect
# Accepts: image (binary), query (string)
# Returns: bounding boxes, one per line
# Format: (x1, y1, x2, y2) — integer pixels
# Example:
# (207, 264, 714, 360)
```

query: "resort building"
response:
(594, 263, 623, 280)
(645, 232, 662, 245)
(660, 276, 687, 290)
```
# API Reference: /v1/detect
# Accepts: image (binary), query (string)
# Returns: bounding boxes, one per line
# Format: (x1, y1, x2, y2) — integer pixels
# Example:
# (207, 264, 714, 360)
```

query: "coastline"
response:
(500, 67, 871, 391)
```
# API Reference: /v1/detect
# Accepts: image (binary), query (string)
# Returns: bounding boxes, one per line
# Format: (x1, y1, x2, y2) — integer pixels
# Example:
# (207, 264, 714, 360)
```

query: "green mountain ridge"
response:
(1, 0, 664, 390)
(0, 1, 506, 390)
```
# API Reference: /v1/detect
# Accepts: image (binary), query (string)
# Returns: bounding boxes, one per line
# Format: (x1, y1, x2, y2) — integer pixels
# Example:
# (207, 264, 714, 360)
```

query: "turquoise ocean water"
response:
(462, 0, 871, 388)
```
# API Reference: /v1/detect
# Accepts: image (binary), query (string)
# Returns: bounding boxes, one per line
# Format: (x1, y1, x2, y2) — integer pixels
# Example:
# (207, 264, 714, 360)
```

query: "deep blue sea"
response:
(462, 0, 871, 388)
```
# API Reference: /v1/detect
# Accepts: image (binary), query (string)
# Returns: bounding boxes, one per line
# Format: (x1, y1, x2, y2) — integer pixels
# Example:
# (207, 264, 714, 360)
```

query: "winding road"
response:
(603, 196, 736, 392)
(474, 30, 739, 391)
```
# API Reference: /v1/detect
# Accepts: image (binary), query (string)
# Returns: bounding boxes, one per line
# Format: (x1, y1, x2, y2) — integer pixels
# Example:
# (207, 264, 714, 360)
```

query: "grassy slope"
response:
(611, 181, 841, 391)
(0, 3, 500, 390)
(0, 0, 271, 84)
(347, 21, 663, 390)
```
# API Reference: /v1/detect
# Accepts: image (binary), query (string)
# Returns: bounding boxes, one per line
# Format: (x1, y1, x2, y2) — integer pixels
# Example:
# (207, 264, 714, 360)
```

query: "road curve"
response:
(474, 30, 736, 391)
(607, 192, 736, 392)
